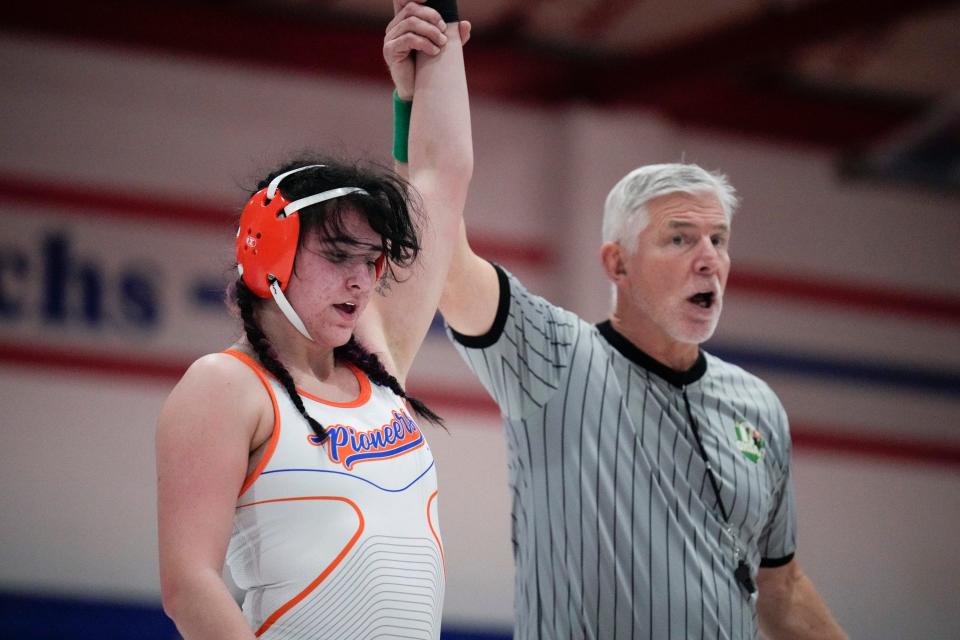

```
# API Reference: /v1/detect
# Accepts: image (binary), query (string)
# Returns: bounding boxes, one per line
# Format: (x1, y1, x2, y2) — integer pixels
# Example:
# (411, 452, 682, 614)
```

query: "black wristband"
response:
(424, 0, 458, 23)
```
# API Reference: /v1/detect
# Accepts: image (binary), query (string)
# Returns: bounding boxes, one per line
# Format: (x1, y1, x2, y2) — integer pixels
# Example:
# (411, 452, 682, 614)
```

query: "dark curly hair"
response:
(230, 156, 443, 442)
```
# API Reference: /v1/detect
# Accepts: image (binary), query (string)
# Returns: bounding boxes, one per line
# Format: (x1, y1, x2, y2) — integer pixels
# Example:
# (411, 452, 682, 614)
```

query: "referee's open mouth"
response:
(688, 291, 716, 309)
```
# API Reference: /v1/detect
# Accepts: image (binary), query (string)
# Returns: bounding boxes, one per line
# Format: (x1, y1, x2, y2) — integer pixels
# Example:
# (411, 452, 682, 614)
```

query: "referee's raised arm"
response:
(438, 219, 501, 338)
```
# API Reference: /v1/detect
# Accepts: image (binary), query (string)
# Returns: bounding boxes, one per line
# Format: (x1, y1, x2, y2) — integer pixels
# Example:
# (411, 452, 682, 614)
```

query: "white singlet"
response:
(223, 350, 444, 639)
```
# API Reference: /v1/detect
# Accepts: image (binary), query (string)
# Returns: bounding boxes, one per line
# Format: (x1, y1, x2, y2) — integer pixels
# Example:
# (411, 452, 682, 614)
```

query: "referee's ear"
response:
(600, 241, 627, 285)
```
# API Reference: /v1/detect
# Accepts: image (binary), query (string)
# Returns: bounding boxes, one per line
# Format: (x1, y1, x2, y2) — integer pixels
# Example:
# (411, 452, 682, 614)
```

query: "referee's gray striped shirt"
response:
(447, 265, 796, 640)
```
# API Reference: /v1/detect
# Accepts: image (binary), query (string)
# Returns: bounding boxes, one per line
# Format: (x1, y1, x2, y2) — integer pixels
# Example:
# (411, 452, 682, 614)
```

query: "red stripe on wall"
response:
(2, 172, 958, 324)
(728, 271, 960, 325)
(0, 173, 552, 269)
(1, 342, 957, 470)
(0, 342, 189, 382)
(790, 427, 960, 469)
(0, 173, 233, 226)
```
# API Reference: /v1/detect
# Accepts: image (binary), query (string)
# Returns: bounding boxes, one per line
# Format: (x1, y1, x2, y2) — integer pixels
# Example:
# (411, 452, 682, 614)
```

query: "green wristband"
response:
(392, 90, 412, 164)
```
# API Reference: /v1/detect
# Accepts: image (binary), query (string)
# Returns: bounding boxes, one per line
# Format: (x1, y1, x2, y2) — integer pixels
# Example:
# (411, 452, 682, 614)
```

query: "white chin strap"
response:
(259, 165, 370, 342)
(269, 277, 313, 341)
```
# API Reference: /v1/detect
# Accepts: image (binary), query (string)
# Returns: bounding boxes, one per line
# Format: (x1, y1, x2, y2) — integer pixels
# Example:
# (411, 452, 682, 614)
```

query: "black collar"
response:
(596, 320, 707, 387)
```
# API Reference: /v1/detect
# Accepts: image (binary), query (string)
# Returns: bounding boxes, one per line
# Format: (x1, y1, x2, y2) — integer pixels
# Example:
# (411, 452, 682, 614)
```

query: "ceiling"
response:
(7, 0, 960, 191)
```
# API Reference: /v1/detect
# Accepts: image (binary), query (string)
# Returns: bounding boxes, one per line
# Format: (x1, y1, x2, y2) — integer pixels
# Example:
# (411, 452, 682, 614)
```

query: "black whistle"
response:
(735, 561, 757, 594)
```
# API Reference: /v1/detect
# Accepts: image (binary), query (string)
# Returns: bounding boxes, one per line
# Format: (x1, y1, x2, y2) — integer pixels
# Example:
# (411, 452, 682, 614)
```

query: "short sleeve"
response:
(758, 402, 797, 567)
(446, 264, 584, 420)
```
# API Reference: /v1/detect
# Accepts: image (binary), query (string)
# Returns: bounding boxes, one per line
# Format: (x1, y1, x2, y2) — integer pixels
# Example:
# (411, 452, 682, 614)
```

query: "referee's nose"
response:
(693, 236, 722, 275)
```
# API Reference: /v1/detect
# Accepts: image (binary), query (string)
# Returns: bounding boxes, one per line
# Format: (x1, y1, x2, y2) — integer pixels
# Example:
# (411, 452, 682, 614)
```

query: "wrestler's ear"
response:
(600, 241, 627, 283)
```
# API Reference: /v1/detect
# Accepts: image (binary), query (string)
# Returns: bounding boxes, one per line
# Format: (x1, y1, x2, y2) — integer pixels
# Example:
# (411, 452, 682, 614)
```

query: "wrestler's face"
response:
(284, 209, 383, 348)
(618, 191, 730, 347)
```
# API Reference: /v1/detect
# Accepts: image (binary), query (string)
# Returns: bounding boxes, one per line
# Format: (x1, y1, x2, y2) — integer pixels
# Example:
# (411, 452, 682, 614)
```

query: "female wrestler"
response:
(155, 2, 471, 638)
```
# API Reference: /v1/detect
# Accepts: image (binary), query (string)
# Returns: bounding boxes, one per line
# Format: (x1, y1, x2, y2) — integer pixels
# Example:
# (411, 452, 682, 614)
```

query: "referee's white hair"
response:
(602, 163, 739, 253)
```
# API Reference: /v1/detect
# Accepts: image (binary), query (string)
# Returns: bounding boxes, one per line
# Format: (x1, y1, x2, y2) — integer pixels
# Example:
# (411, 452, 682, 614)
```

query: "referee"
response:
(440, 168, 849, 640)
(440, 164, 845, 640)
(386, 4, 847, 638)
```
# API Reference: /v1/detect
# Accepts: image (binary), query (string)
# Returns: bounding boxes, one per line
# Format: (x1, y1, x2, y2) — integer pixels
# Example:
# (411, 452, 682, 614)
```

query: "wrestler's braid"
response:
(235, 279, 328, 442)
(335, 336, 445, 428)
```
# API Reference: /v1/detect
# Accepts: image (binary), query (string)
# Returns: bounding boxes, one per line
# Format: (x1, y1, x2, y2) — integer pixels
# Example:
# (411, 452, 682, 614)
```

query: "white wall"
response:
(1, 33, 958, 638)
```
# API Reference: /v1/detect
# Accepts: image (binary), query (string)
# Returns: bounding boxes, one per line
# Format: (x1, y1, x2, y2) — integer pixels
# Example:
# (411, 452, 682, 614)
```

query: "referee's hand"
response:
(385, 0, 471, 100)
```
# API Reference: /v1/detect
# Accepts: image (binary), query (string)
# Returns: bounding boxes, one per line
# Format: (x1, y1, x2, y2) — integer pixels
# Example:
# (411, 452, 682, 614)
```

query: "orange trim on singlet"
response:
(426, 490, 445, 575)
(298, 362, 372, 407)
(224, 349, 282, 498)
(222, 349, 372, 407)
(234, 495, 365, 637)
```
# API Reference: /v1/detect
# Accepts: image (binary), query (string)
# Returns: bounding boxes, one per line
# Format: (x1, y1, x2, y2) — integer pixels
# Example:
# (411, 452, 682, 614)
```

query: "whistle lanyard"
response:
(681, 387, 757, 599)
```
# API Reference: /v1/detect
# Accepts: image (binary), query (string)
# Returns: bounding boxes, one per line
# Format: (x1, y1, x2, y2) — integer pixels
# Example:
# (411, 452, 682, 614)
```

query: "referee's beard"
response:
(671, 292, 723, 345)
(619, 284, 724, 350)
